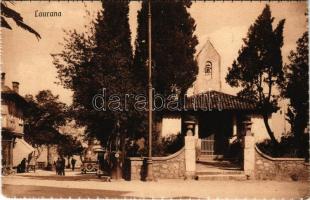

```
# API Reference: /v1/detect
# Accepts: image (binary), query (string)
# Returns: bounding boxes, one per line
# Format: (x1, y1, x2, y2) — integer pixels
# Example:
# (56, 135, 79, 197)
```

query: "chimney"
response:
(12, 81, 19, 94)
(1, 73, 5, 87)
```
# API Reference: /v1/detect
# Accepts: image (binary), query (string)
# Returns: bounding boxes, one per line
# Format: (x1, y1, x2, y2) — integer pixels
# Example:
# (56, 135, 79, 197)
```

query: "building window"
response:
(205, 61, 212, 77)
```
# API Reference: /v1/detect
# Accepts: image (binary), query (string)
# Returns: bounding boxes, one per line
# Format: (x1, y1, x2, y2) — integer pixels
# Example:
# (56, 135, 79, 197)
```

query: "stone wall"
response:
(255, 145, 309, 181)
(129, 148, 185, 180)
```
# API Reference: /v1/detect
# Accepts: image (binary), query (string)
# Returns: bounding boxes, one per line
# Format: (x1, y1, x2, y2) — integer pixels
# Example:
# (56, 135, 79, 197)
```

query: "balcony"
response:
(1, 114, 24, 134)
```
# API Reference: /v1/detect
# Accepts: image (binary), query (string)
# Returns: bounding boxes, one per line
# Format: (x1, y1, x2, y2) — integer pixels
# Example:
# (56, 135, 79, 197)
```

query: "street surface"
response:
(2, 170, 309, 199)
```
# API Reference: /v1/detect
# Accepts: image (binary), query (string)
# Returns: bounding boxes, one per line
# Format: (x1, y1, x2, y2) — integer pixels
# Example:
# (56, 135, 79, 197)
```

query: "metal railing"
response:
(200, 138, 215, 155)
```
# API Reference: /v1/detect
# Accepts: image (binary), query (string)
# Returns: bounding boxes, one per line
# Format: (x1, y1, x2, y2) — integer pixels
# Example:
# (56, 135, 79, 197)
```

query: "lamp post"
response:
(115, 120, 122, 180)
(145, 0, 154, 181)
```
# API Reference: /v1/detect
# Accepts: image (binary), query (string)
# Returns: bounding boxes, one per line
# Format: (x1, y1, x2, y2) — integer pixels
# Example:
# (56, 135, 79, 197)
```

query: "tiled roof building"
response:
(1, 73, 34, 172)
(185, 90, 256, 111)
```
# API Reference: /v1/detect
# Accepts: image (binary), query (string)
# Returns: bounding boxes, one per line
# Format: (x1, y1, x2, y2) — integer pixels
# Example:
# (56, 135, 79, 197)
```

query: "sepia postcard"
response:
(1, 0, 309, 199)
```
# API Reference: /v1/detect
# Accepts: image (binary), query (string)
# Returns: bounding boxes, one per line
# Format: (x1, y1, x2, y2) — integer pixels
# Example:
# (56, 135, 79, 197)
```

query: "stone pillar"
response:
(232, 114, 237, 136)
(9, 139, 13, 168)
(194, 123, 199, 139)
(194, 123, 201, 159)
(184, 121, 196, 179)
(243, 118, 255, 178)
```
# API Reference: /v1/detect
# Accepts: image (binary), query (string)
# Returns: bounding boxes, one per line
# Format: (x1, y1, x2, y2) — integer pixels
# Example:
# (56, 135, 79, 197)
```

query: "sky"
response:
(2, 1, 308, 105)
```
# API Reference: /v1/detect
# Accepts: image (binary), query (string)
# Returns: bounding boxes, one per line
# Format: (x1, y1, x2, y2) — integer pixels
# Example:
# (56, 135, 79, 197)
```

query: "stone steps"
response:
(196, 165, 247, 180)
(196, 173, 248, 181)
(197, 156, 238, 162)
(196, 161, 242, 169)
(196, 170, 243, 175)
(195, 157, 246, 180)
(197, 155, 218, 161)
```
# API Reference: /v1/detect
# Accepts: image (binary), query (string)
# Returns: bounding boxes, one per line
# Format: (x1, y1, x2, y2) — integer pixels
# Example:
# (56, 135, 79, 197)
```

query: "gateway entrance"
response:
(198, 112, 233, 160)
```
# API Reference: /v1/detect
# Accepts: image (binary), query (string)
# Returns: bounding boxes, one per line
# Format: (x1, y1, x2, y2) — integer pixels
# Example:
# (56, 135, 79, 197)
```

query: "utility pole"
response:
(145, 0, 154, 181)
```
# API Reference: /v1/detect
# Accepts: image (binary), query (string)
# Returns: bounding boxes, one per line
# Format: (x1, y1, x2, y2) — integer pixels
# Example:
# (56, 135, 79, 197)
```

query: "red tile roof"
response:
(185, 90, 257, 111)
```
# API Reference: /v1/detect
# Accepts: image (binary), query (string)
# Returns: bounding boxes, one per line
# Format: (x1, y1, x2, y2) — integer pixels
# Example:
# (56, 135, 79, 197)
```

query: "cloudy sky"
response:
(2, 1, 307, 105)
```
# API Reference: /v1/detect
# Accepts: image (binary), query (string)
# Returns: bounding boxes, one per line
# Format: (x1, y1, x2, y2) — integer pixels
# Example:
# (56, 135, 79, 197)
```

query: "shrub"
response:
(257, 134, 309, 159)
(126, 133, 185, 157)
(153, 133, 184, 156)
(162, 133, 184, 154)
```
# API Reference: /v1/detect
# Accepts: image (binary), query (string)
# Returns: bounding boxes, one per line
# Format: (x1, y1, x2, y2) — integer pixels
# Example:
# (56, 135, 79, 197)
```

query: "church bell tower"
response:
(187, 39, 221, 96)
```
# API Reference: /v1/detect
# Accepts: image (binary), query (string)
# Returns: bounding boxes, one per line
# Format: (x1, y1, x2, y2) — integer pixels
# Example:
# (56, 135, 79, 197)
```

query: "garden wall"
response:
(129, 147, 185, 180)
(255, 145, 309, 181)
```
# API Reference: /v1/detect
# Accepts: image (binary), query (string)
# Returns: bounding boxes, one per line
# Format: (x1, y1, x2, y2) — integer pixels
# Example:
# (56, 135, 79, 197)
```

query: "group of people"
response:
(54, 157, 77, 176)
(55, 157, 66, 175)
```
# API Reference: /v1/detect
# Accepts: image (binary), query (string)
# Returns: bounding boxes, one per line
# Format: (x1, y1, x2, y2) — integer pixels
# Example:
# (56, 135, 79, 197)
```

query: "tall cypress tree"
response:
(226, 5, 285, 145)
(54, 1, 144, 144)
(93, 0, 147, 143)
(133, 1, 198, 98)
(282, 31, 309, 153)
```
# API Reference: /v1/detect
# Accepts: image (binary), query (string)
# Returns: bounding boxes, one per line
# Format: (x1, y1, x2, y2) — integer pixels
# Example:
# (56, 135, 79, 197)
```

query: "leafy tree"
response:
(282, 31, 309, 150)
(225, 5, 285, 145)
(24, 90, 67, 159)
(1, 1, 40, 39)
(133, 1, 198, 98)
(57, 134, 84, 167)
(133, 1, 198, 144)
(53, 1, 144, 145)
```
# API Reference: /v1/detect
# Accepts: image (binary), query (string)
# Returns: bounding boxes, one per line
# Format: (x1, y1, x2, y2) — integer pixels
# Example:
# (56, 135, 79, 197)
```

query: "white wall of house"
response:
(160, 111, 288, 143)
(251, 115, 270, 143)
(251, 105, 290, 143)
(270, 99, 290, 138)
(161, 115, 182, 138)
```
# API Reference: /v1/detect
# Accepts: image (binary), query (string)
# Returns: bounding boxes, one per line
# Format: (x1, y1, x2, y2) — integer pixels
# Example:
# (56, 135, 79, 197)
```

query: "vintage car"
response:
(81, 160, 99, 174)
(80, 144, 104, 174)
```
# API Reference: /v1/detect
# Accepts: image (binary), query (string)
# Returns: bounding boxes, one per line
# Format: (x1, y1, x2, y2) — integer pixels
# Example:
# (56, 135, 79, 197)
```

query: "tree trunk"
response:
(263, 114, 279, 145)
(34, 146, 43, 160)
(67, 156, 71, 168)
(121, 133, 126, 164)
(47, 145, 50, 165)
(180, 90, 186, 136)
(46, 145, 53, 171)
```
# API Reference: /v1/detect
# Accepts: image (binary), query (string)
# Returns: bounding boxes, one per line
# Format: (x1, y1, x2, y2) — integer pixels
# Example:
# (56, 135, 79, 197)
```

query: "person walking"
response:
(71, 158, 76, 171)
(60, 157, 66, 176)
(55, 157, 62, 175)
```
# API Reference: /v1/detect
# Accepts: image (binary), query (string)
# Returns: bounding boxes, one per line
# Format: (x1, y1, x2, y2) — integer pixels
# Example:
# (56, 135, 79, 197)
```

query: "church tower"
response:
(187, 39, 221, 96)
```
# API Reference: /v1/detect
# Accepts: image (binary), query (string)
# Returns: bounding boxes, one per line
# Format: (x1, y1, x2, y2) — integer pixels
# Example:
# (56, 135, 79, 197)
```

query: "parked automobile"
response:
(80, 145, 103, 174)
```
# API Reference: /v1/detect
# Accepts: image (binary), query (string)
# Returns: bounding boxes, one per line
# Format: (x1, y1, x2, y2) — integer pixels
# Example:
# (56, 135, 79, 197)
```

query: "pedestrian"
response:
(60, 157, 66, 176)
(71, 158, 76, 171)
(56, 157, 62, 175)
(20, 158, 27, 173)
(54, 160, 57, 175)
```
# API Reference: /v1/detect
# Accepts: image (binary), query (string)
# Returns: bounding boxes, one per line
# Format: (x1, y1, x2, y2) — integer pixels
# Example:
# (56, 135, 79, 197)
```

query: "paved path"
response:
(2, 170, 309, 199)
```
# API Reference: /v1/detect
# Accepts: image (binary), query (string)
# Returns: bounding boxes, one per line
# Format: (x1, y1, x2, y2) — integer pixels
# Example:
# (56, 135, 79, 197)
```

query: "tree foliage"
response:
(54, 1, 199, 146)
(24, 90, 67, 147)
(225, 5, 285, 144)
(57, 134, 84, 157)
(282, 31, 309, 146)
(133, 1, 198, 98)
(53, 1, 145, 144)
(1, 1, 41, 39)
